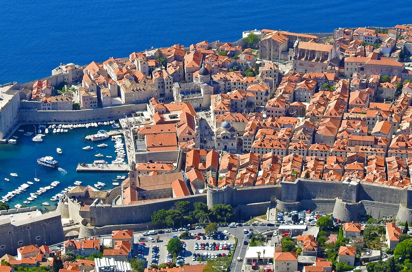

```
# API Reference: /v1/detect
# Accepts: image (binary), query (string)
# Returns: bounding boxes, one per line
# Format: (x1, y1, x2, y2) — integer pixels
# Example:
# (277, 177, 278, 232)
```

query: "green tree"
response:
(167, 238, 183, 255)
(205, 223, 218, 234)
(63, 252, 76, 262)
(72, 103, 80, 110)
(395, 239, 412, 259)
(52, 256, 63, 272)
(281, 236, 296, 252)
(158, 263, 168, 269)
(175, 201, 192, 215)
(317, 216, 334, 230)
(210, 204, 234, 223)
(243, 33, 259, 48)
(0, 202, 9, 211)
(152, 209, 168, 227)
(336, 262, 355, 272)
(166, 209, 183, 228)
(203, 256, 231, 272)
(404, 222, 409, 234)
(218, 51, 227, 56)
(381, 75, 390, 83)
(129, 258, 145, 272)
(399, 234, 411, 242)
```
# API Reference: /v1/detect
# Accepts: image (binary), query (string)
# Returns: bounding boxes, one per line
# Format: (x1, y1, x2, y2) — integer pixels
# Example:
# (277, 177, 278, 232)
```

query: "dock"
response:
(76, 163, 129, 172)
(85, 130, 123, 140)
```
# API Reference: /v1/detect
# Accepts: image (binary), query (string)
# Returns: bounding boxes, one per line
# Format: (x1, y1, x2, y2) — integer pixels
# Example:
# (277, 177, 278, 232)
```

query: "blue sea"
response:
(0, 125, 123, 209)
(0, 0, 411, 84)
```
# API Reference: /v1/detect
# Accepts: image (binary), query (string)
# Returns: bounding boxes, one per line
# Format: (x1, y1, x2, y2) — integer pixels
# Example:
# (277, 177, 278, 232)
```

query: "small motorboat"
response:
(57, 148, 62, 154)
(83, 146, 93, 150)
(32, 135, 43, 142)
(95, 153, 104, 158)
(45, 128, 49, 134)
(106, 156, 112, 158)
(4, 178, 9, 182)
(27, 181, 34, 185)
(112, 182, 120, 186)
(97, 143, 108, 148)
(8, 139, 17, 144)
(10, 173, 18, 177)
(42, 202, 50, 206)
(34, 178, 40, 182)
(74, 181, 82, 186)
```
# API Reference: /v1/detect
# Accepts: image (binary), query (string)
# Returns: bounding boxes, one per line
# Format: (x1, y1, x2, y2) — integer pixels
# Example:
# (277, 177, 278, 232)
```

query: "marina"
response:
(76, 163, 129, 172)
(0, 122, 127, 208)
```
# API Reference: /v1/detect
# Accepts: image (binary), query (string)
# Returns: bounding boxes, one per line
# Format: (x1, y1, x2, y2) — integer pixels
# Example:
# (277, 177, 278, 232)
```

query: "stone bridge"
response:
(63, 223, 80, 237)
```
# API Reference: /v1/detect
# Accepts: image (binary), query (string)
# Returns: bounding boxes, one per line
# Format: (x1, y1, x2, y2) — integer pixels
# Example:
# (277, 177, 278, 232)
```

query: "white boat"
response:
(106, 156, 112, 158)
(86, 133, 109, 142)
(32, 135, 43, 142)
(34, 178, 40, 182)
(27, 181, 34, 185)
(4, 178, 9, 182)
(23, 201, 30, 204)
(74, 181, 82, 186)
(8, 139, 17, 144)
(45, 128, 49, 134)
(10, 173, 18, 177)
(53, 129, 57, 134)
(42, 202, 50, 206)
(14, 204, 22, 209)
(112, 182, 120, 186)
(95, 153, 104, 158)
(97, 143, 108, 148)
(38, 129, 42, 134)
(83, 146, 93, 150)
(57, 148, 62, 154)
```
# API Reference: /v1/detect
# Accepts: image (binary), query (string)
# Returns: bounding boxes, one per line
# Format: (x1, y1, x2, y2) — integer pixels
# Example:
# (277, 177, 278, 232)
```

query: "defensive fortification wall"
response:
(18, 104, 146, 124)
(79, 222, 156, 238)
(87, 194, 207, 227)
(0, 212, 64, 255)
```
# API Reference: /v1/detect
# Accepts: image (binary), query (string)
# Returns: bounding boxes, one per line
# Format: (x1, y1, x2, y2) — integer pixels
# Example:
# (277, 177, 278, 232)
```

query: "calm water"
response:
(0, 0, 411, 84)
(0, 125, 124, 209)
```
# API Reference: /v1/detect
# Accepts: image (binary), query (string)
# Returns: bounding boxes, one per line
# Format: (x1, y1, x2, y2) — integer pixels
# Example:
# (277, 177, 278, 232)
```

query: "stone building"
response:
(215, 121, 239, 152)
(259, 30, 318, 61)
(292, 42, 338, 74)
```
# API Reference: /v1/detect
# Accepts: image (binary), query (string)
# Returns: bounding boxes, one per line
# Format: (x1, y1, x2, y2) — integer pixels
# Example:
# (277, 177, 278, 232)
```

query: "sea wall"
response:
(18, 104, 147, 124)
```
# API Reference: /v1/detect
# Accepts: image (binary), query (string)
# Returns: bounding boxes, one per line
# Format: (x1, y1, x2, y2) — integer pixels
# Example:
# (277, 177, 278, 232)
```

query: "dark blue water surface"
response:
(0, 0, 411, 84)
(0, 125, 124, 209)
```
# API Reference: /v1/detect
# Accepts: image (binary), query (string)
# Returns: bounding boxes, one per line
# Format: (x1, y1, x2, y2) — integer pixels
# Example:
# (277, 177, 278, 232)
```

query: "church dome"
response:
(199, 66, 209, 76)
(221, 121, 231, 129)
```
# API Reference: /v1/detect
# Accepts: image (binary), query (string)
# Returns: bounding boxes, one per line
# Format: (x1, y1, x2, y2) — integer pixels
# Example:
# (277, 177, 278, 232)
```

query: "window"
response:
(18, 240, 23, 245)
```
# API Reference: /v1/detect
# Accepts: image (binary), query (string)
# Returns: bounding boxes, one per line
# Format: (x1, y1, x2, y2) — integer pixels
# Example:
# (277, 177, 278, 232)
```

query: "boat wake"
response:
(58, 168, 67, 175)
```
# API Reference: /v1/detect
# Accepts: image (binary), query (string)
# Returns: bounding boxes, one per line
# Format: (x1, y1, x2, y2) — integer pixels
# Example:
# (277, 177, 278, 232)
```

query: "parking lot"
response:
(133, 227, 236, 266)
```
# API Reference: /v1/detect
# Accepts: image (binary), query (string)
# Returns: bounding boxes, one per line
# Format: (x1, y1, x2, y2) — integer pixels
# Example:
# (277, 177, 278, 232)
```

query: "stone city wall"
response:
(18, 104, 147, 124)
(79, 222, 156, 238)
(87, 194, 207, 227)
(0, 206, 37, 215)
(0, 212, 64, 255)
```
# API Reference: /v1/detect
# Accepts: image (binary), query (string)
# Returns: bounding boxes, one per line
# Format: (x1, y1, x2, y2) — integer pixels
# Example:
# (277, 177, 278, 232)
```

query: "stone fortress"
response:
(57, 176, 412, 238)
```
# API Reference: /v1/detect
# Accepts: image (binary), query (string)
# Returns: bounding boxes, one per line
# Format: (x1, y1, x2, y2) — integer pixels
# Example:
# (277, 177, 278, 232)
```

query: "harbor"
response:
(0, 122, 128, 209)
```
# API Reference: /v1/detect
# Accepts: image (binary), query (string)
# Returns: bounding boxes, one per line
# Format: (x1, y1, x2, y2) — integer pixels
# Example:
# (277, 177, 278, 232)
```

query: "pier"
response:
(76, 163, 129, 172)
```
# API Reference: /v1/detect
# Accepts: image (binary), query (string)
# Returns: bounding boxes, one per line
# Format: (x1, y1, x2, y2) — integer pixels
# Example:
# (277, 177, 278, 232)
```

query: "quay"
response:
(76, 163, 129, 172)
